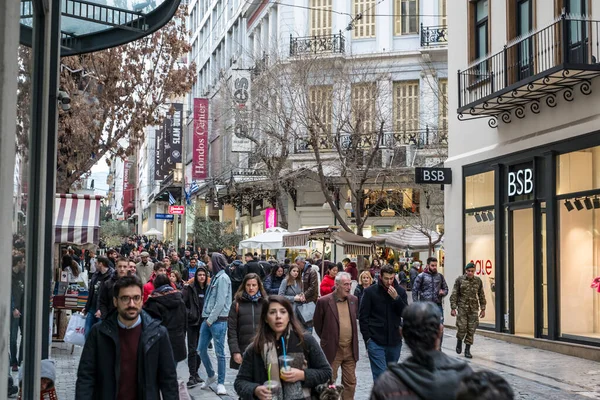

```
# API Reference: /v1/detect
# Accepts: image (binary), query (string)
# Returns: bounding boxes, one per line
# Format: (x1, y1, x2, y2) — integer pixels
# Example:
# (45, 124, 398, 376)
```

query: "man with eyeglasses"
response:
(76, 275, 178, 399)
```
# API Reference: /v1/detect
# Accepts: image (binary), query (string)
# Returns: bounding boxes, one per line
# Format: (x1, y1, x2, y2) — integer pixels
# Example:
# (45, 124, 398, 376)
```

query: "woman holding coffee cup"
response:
(234, 296, 331, 400)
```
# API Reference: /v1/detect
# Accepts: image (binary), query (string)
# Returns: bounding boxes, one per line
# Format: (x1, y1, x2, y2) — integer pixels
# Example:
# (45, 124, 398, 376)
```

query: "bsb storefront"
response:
(462, 133, 600, 345)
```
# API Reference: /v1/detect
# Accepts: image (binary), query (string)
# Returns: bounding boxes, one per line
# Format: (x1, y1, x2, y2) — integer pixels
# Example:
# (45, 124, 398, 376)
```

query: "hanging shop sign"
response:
(167, 103, 183, 167)
(231, 69, 253, 152)
(155, 213, 174, 220)
(265, 208, 277, 229)
(154, 125, 168, 180)
(415, 167, 452, 184)
(122, 160, 134, 215)
(193, 98, 209, 180)
(169, 205, 185, 215)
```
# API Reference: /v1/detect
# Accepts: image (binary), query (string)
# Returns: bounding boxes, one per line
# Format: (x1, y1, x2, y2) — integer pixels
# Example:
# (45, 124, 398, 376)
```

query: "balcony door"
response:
(517, 0, 534, 80)
(565, 0, 588, 63)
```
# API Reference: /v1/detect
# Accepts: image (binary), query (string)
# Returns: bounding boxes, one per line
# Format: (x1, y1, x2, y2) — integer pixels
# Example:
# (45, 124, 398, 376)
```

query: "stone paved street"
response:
(41, 327, 600, 400)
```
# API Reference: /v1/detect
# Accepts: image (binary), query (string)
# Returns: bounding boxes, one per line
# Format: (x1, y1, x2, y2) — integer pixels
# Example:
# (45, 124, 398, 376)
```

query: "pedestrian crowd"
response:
(9, 233, 512, 399)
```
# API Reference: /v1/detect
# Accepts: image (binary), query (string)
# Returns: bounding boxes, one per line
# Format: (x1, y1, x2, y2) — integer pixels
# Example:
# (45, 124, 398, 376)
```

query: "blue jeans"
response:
(197, 320, 227, 385)
(84, 309, 99, 340)
(367, 339, 402, 382)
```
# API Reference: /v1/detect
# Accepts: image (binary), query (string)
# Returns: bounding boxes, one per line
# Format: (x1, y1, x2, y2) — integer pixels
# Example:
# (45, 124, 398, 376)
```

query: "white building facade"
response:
(446, 0, 600, 348)
(186, 1, 448, 259)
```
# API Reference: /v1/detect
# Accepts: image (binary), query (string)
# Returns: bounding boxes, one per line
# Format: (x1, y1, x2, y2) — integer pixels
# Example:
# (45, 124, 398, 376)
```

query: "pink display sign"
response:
(265, 208, 277, 229)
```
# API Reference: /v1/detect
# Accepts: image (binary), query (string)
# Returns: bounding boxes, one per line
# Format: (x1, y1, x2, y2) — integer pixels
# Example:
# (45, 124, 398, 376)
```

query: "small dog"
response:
(316, 383, 344, 400)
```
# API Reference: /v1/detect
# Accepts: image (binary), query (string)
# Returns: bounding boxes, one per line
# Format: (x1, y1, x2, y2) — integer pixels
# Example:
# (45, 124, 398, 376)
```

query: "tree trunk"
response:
(276, 186, 289, 229)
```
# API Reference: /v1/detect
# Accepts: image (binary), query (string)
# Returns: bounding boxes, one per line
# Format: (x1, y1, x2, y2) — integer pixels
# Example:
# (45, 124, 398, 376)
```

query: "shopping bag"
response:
(296, 302, 316, 324)
(64, 312, 86, 347)
(178, 380, 193, 400)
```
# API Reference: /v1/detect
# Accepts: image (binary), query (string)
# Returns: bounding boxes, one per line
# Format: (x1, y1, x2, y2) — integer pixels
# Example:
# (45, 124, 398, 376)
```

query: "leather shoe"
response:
(456, 339, 462, 354)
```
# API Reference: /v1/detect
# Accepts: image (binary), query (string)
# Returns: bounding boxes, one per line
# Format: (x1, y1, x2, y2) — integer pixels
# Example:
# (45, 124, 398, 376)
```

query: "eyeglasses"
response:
(118, 295, 142, 304)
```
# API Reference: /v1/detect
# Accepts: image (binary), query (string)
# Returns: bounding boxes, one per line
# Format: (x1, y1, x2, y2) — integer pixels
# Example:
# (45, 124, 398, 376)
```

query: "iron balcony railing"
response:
(458, 15, 600, 110)
(420, 24, 448, 47)
(294, 127, 447, 153)
(289, 31, 345, 56)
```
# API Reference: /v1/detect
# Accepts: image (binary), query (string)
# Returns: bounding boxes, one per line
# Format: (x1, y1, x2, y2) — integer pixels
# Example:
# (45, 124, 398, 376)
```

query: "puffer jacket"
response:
(320, 274, 336, 296)
(263, 274, 284, 295)
(183, 281, 207, 326)
(411, 270, 448, 304)
(370, 351, 473, 400)
(227, 295, 266, 369)
(144, 286, 188, 362)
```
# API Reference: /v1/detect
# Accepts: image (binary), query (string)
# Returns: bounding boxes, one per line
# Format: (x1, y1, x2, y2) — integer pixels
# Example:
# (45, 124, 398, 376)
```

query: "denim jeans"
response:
(84, 309, 99, 340)
(366, 339, 402, 382)
(9, 316, 23, 366)
(197, 320, 227, 384)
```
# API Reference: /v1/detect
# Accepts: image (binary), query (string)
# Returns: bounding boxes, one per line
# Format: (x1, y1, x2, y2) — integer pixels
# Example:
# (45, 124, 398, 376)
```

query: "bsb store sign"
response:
(508, 167, 533, 197)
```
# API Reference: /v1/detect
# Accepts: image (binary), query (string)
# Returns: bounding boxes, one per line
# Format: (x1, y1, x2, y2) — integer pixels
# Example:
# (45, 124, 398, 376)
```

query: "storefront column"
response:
(0, 0, 21, 393)
(544, 151, 558, 340)
(493, 163, 505, 332)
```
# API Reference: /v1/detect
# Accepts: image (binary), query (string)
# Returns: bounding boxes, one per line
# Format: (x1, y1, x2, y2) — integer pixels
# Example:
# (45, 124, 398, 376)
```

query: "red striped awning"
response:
(54, 194, 103, 245)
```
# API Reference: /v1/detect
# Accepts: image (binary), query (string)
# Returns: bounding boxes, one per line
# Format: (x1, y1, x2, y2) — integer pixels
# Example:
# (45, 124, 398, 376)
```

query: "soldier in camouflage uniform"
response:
(450, 262, 486, 359)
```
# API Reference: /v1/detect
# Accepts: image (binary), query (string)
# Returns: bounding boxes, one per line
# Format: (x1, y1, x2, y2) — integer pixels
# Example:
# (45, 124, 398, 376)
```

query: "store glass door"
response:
(510, 207, 535, 336)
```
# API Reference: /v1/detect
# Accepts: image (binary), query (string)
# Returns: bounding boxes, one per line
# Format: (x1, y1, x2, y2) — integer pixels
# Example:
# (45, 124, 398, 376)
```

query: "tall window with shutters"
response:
(393, 81, 420, 132)
(438, 79, 448, 131)
(309, 86, 333, 135)
(353, 0, 376, 38)
(352, 83, 377, 135)
(394, 0, 419, 35)
(309, 0, 332, 37)
(439, 0, 447, 26)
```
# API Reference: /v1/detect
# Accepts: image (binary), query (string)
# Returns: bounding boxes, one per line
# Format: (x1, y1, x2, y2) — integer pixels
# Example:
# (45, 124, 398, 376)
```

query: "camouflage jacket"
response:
(450, 275, 486, 311)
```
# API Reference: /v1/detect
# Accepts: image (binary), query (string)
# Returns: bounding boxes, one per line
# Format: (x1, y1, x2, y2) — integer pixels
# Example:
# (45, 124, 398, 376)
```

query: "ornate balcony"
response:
(420, 24, 448, 47)
(457, 16, 600, 128)
(289, 32, 345, 56)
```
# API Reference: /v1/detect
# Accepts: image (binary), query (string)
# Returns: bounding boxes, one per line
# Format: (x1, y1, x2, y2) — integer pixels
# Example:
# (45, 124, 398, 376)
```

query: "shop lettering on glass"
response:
(508, 167, 533, 197)
(470, 259, 493, 276)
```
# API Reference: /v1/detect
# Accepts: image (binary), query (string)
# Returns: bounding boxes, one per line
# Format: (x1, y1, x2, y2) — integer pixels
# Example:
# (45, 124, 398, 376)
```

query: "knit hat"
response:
(464, 262, 475, 271)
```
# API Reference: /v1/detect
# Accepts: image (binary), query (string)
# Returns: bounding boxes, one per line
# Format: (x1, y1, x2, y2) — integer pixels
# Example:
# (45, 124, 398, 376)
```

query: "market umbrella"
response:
(143, 228, 164, 237)
(239, 227, 290, 250)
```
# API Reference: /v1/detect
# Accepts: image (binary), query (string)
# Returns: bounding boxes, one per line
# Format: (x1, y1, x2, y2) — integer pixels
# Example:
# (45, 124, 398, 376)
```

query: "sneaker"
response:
(200, 375, 216, 390)
(194, 373, 204, 383)
(187, 377, 199, 389)
(216, 384, 227, 395)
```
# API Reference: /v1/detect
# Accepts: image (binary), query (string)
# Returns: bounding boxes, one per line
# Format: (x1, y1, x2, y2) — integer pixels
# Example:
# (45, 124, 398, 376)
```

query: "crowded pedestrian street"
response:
(49, 326, 600, 400)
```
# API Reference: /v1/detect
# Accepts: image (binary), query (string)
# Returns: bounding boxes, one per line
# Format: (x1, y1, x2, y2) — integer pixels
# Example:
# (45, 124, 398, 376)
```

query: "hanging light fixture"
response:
(585, 197, 594, 210)
(487, 210, 494, 221)
(474, 213, 482, 223)
(564, 199, 574, 212)
(481, 212, 489, 222)
(574, 198, 584, 211)
(594, 197, 600, 209)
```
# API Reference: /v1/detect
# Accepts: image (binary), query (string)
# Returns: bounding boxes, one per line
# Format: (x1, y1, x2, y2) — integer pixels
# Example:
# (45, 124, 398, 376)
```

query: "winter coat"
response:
(353, 284, 370, 312)
(398, 271, 409, 288)
(144, 287, 188, 362)
(408, 267, 419, 289)
(136, 261, 154, 284)
(227, 295, 266, 369)
(98, 275, 119, 319)
(314, 293, 359, 364)
(245, 259, 265, 279)
(302, 263, 319, 303)
(320, 274, 336, 296)
(359, 279, 408, 347)
(278, 278, 303, 303)
(234, 332, 332, 400)
(85, 268, 114, 313)
(370, 351, 473, 400)
(263, 274, 284, 295)
(75, 310, 178, 400)
(202, 269, 232, 325)
(411, 270, 448, 304)
(227, 260, 247, 295)
(183, 282, 207, 326)
(345, 264, 359, 281)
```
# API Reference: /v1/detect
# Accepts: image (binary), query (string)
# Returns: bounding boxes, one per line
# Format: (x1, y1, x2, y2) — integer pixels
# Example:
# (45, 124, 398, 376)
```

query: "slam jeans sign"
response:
(193, 98, 208, 180)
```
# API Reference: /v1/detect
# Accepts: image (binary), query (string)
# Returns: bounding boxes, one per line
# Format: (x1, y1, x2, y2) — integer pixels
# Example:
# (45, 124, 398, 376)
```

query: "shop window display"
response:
(464, 171, 496, 326)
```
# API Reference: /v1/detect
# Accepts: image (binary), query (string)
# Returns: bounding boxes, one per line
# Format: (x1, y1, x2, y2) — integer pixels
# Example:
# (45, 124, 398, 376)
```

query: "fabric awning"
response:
(282, 226, 340, 248)
(331, 231, 384, 255)
(282, 231, 311, 247)
(371, 227, 443, 250)
(54, 194, 102, 245)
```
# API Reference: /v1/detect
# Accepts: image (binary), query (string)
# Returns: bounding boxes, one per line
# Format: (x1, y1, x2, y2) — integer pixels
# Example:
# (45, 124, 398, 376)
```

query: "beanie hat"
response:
(464, 262, 475, 271)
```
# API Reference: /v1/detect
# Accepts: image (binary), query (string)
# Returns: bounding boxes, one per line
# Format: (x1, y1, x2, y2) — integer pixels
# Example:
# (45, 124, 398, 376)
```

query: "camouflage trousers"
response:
(456, 309, 479, 345)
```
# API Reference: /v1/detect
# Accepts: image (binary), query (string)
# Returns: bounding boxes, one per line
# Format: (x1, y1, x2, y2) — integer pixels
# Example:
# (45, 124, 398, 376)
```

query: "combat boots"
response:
(456, 339, 462, 354)
(464, 344, 472, 358)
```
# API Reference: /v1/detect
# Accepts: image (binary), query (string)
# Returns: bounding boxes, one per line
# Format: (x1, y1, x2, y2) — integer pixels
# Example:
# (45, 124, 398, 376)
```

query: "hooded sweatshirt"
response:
(202, 253, 232, 325)
(371, 350, 473, 400)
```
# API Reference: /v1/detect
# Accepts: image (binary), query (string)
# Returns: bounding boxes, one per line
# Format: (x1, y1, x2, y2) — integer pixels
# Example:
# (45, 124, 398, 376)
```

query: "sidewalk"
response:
(49, 327, 600, 400)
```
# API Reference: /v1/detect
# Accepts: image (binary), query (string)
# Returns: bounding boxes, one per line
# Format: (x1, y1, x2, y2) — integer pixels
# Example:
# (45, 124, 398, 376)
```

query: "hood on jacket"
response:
(147, 288, 183, 310)
(388, 351, 472, 400)
(211, 253, 228, 275)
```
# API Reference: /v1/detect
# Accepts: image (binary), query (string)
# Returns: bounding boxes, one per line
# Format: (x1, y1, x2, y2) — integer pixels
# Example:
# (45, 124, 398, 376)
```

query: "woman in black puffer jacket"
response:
(227, 273, 267, 369)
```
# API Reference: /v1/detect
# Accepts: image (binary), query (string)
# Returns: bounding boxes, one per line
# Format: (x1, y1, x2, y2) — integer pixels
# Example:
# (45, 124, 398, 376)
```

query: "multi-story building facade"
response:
(185, 0, 448, 262)
(446, 0, 600, 350)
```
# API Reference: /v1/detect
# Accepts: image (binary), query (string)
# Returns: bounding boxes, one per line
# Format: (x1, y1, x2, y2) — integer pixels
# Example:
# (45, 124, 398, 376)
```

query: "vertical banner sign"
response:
(265, 208, 277, 230)
(123, 160, 134, 213)
(154, 124, 166, 180)
(193, 98, 208, 180)
(231, 69, 253, 152)
(170, 103, 183, 166)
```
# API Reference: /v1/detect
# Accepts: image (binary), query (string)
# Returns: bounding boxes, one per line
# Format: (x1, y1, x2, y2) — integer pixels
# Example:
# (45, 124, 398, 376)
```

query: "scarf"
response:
(242, 291, 262, 302)
(262, 328, 310, 400)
